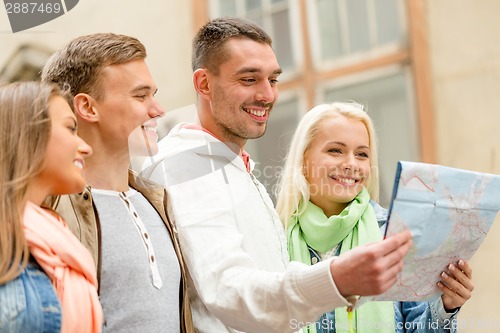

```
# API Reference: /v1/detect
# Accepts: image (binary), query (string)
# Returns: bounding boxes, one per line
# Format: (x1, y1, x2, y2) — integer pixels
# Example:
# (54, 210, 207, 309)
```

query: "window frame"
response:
(195, 0, 437, 180)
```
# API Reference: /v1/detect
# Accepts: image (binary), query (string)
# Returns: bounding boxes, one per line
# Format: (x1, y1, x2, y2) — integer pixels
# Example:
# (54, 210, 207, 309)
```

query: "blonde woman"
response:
(0, 81, 102, 332)
(276, 102, 474, 333)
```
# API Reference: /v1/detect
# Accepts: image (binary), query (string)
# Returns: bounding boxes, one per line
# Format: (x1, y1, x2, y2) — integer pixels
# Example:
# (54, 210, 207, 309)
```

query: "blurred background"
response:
(1, 0, 499, 330)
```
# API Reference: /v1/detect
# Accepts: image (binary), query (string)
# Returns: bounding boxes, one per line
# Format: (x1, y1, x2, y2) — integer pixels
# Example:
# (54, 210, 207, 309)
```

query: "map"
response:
(373, 161, 500, 302)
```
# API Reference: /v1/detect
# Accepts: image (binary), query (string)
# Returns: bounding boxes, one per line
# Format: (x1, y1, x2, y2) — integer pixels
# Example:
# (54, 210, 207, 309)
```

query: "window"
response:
(309, 0, 415, 203)
(205, 0, 421, 204)
(209, 0, 297, 72)
(311, 0, 407, 65)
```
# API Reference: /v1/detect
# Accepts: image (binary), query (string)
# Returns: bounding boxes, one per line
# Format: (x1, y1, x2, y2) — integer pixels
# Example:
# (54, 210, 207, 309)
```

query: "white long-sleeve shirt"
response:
(142, 124, 349, 333)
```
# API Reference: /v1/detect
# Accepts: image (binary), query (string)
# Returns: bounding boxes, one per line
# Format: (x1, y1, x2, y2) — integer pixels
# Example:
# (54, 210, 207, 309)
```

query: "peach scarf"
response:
(23, 201, 103, 333)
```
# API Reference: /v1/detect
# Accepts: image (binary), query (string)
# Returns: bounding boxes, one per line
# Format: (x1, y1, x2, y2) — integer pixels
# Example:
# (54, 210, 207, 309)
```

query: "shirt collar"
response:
(182, 123, 252, 173)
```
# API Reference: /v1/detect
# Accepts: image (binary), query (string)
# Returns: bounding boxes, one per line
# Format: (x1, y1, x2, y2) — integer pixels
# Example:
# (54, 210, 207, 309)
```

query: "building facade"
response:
(1, 1, 499, 331)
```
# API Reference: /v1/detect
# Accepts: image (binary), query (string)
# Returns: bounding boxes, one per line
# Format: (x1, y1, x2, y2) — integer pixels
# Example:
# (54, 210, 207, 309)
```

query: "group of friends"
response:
(0, 17, 474, 333)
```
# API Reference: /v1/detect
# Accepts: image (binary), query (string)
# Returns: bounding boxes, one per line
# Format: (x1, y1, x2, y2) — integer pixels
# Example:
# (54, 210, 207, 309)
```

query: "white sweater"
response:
(142, 124, 349, 333)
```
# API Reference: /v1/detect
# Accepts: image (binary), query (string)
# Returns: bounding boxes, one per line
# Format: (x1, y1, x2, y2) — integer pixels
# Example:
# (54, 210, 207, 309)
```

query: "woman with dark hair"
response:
(0, 81, 102, 332)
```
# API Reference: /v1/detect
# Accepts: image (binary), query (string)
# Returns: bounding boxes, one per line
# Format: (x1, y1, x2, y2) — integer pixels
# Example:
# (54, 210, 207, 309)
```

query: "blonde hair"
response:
(0, 81, 62, 283)
(275, 102, 379, 225)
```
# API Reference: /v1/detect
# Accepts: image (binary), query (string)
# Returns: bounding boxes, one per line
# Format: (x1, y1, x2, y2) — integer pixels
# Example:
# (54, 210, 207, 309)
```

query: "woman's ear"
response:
(193, 68, 211, 101)
(73, 93, 98, 123)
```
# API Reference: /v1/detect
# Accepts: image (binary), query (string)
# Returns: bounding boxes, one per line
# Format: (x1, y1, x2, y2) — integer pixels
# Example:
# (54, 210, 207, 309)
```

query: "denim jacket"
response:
(309, 201, 458, 333)
(0, 262, 61, 333)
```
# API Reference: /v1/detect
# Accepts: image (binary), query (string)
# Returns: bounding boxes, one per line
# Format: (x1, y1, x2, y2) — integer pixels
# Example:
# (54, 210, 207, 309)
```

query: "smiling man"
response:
(143, 17, 412, 333)
(41, 33, 193, 333)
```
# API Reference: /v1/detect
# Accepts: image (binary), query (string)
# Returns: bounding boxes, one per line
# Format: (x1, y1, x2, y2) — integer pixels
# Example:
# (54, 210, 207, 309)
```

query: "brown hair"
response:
(192, 17, 272, 74)
(0, 81, 63, 283)
(41, 32, 146, 102)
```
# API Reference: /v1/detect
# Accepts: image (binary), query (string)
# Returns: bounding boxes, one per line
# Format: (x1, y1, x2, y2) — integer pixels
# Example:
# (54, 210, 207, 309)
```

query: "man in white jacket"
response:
(143, 17, 412, 333)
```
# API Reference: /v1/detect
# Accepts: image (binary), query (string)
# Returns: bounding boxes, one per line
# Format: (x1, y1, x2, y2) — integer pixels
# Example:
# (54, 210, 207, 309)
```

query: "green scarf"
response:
(287, 188, 395, 333)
